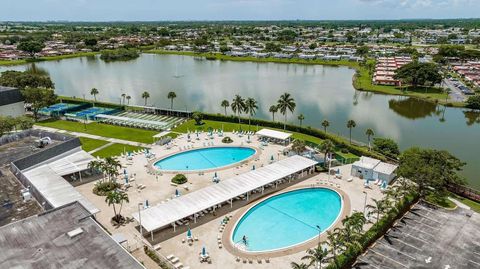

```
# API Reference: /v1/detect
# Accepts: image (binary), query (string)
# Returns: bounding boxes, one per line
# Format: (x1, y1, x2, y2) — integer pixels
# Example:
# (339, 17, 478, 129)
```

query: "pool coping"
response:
(148, 144, 261, 174)
(222, 184, 351, 259)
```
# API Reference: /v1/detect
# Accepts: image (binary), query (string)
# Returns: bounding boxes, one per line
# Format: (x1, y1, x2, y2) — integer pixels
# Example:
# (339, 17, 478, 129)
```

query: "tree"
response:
(90, 88, 99, 103)
(84, 38, 98, 47)
(355, 45, 369, 57)
(221, 100, 230, 116)
(320, 139, 335, 168)
(394, 62, 442, 89)
(192, 111, 203, 125)
(325, 230, 343, 268)
(366, 198, 390, 224)
(365, 128, 375, 150)
(397, 147, 465, 198)
(0, 70, 54, 89)
(105, 190, 129, 224)
(231, 94, 246, 128)
(372, 138, 400, 159)
(290, 262, 309, 269)
(21, 87, 57, 121)
(103, 157, 121, 181)
(142, 91, 150, 106)
(321, 120, 330, 133)
(269, 105, 278, 121)
(0, 116, 16, 137)
(167, 91, 177, 110)
(121, 93, 126, 105)
(302, 244, 329, 269)
(245, 97, 258, 130)
(17, 40, 45, 58)
(126, 95, 131, 105)
(466, 95, 480, 110)
(339, 212, 366, 248)
(277, 93, 296, 130)
(291, 139, 306, 154)
(346, 120, 356, 144)
(298, 114, 305, 127)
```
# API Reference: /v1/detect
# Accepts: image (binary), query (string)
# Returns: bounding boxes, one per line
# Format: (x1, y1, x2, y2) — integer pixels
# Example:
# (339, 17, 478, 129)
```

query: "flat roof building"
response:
(0, 86, 25, 117)
(0, 202, 144, 269)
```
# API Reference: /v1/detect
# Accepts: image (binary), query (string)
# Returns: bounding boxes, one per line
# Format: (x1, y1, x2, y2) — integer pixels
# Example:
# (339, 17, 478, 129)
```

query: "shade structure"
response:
(132, 155, 317, 232)
(256, 128, 292, 141)
(202, 246, 206, 256)
(187, 228, 192, 238)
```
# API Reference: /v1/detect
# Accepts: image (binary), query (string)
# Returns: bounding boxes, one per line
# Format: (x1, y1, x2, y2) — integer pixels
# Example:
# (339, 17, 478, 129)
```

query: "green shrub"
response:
(93, 181, 121, 196)
(222, 136, 233, 143)
(143, 246, 170, 269)
(171, 174, 187, 184)
(341, 148, 349, 154)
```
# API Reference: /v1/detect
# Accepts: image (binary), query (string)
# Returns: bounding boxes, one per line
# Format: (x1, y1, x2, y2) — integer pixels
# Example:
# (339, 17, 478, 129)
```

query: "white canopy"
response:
(256, 128, 292, 141)
(22, 148, 99, 215)
(132, 155, 317, 232)
(96, 114, 167, 127)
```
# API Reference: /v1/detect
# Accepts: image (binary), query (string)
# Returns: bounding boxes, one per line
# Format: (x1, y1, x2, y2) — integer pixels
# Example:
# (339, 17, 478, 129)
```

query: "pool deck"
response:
(74, 132, 385, 269)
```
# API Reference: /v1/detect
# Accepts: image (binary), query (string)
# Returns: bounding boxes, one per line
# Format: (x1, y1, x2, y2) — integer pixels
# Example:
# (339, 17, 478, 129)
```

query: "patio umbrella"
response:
(187, 228, 192, 238)
(252, 165, 256, 170)
(175, 189, 180, 196)
(202, 246, 206, 256)
(145, 199, 149, 207)
(381, 180, 387, 189)
(271, 155, 274, 161)
(125, 177, 129, 184)
(214, 172, 218, 178)
(187, 134, 191, 139)
(123, 169, 127, 175)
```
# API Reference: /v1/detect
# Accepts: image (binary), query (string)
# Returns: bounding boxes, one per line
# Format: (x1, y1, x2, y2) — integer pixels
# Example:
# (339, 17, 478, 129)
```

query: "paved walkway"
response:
(34, 126, 153, 148)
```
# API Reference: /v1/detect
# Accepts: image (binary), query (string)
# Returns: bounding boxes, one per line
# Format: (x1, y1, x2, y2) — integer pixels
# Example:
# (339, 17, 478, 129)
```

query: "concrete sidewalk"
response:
(34, 125, 153, 148)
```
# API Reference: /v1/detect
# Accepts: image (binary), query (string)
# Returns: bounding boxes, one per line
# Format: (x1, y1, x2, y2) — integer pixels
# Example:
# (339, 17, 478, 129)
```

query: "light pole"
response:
(316, 225, 322, 269)
(138, 202, 143, 237)
(362, 191, 368, 217)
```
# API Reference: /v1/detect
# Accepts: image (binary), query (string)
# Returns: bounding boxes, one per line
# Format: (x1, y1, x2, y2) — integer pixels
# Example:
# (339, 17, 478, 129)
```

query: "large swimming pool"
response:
(154, 147, 256, 171)
(231, 188, 342, 252)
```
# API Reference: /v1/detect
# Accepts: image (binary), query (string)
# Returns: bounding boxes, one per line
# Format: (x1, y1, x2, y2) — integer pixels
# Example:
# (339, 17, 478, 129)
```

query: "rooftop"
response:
(0, 86, 24, 106)
(353, 156, 381, 170)
(0, 202, 144, 269)
(256, 128, 292, 141)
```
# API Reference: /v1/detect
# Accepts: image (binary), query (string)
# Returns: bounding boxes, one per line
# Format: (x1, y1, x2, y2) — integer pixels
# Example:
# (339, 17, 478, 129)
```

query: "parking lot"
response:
(354, 201, 480, 269)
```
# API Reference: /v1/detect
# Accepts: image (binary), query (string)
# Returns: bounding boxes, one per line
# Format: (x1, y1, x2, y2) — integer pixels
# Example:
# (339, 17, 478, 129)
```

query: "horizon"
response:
(2, 0, 480, 22)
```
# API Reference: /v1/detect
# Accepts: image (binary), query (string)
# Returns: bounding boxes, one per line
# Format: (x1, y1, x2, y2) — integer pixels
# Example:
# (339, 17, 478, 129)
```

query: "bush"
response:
(222, 136, 233, 143)
(171, 174, 187, 184)
(93, 181, 121, 196)
(341, 148, 349, 154)
(100, 48, 139, 61)
(466, 95, 480, 110)
(143, 246, 170, 269)
(372, 137, 400, 159)
(192, 111, 204, 125)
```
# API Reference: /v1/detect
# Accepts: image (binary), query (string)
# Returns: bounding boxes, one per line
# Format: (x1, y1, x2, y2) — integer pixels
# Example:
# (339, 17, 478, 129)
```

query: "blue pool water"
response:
(232, 188, 342, 252)
(154, 147, 256, 171)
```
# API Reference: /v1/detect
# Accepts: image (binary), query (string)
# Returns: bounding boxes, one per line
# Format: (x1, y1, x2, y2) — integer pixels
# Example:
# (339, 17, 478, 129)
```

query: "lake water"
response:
(2, 54, 479, 188)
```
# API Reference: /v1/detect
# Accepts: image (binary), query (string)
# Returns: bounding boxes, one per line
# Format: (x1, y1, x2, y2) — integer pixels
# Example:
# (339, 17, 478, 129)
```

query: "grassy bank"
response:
(0, 51, 99, 67)
(36, 119, 158, 144)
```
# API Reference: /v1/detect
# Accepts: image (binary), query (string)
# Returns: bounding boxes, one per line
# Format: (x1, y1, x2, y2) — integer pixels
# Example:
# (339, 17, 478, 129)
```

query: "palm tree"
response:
(325, 230, 343, 269)
(298, 114, 305, 127)
(121, 93, 126, 105)
(346, 119, 356, 144)
(104, 157, 121, 181)
(302, 244, 329, 269)
(277, 93, 296, 130)
(320, 139, 335, 168)
(221, 100, 230, 116)
(245, 97, 258, 130)
(321, 119, 330, 133)
(105, 190, 129, 224)
(142, 91, 150, 106)
(340, 212, 366, 248)
(167, 91, 177, 110)
(366, 198, 391, 224)
(290, 262, 309, 269)
(365, 128, 375, 150)
(269, 105, 278, 121)
(90, 88, 99, 103)
(88, 160, 104, 180)
(231, 95, 246, 128)
(126, 95, 131, 105)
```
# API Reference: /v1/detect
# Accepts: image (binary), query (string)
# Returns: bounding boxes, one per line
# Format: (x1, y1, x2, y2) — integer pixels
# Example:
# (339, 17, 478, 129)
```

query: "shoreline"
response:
(0, 48, 467, 108)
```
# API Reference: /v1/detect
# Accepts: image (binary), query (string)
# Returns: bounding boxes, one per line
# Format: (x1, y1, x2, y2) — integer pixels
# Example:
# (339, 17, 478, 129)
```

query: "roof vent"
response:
(67, 227, 84, 239)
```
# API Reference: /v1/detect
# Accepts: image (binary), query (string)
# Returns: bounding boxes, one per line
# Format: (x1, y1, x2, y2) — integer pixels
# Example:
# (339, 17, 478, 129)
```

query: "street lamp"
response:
(362, 191, 368, 216)
(316, 225, 322, 241)
(138, 202, 143, 237)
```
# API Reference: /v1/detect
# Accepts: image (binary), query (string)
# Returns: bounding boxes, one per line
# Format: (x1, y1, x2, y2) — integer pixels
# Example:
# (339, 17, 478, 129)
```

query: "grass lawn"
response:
(36, 119, 158, 144)
(92, 143, 145, 158)
(450, 193, 480, 213)
(172, 119, 326, 145)
(78, 137, 109, 152)
(425, 193, 457, 209)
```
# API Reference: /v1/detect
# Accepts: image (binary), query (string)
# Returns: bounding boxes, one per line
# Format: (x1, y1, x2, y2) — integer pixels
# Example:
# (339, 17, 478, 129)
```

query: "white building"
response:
(351, 156, 398, 184)
(0, 86, 25, 117)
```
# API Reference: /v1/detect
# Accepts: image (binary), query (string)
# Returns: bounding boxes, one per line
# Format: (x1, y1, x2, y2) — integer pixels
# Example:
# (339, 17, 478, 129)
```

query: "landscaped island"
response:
(100, 48, 140, 62)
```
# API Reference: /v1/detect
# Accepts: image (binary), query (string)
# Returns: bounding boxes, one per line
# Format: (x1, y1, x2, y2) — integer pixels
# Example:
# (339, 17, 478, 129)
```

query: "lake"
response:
(1, 54, 479, 188)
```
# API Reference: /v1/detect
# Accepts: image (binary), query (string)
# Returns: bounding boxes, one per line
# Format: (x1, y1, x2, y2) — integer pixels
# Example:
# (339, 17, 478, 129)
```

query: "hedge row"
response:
(202, 113, 387, 161)
(326, 192, 420, 269)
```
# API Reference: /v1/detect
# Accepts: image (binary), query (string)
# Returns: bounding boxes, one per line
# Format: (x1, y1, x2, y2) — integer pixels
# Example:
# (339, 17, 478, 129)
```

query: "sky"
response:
(1, 0, 480, 21)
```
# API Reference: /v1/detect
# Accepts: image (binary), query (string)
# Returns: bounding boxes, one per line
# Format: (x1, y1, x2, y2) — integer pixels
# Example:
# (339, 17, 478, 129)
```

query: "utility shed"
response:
(0, 202, 144, 269)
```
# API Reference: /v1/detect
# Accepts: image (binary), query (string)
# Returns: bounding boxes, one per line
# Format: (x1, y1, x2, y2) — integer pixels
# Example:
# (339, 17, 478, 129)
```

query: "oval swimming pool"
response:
(154, 147, 256, 171)
(231, 188, 342, 252)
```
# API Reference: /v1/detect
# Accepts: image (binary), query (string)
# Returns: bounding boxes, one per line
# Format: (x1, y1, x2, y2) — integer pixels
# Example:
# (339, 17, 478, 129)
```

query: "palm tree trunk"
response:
(349, 129, 352, 144)
(272, 112, 275, 122)
(171, 99, 173, 110)
(224, 107, 227, 116)
(248, 116, 251, 131)
(284, 113, 287, 130)
(144, 98, 147, 106)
